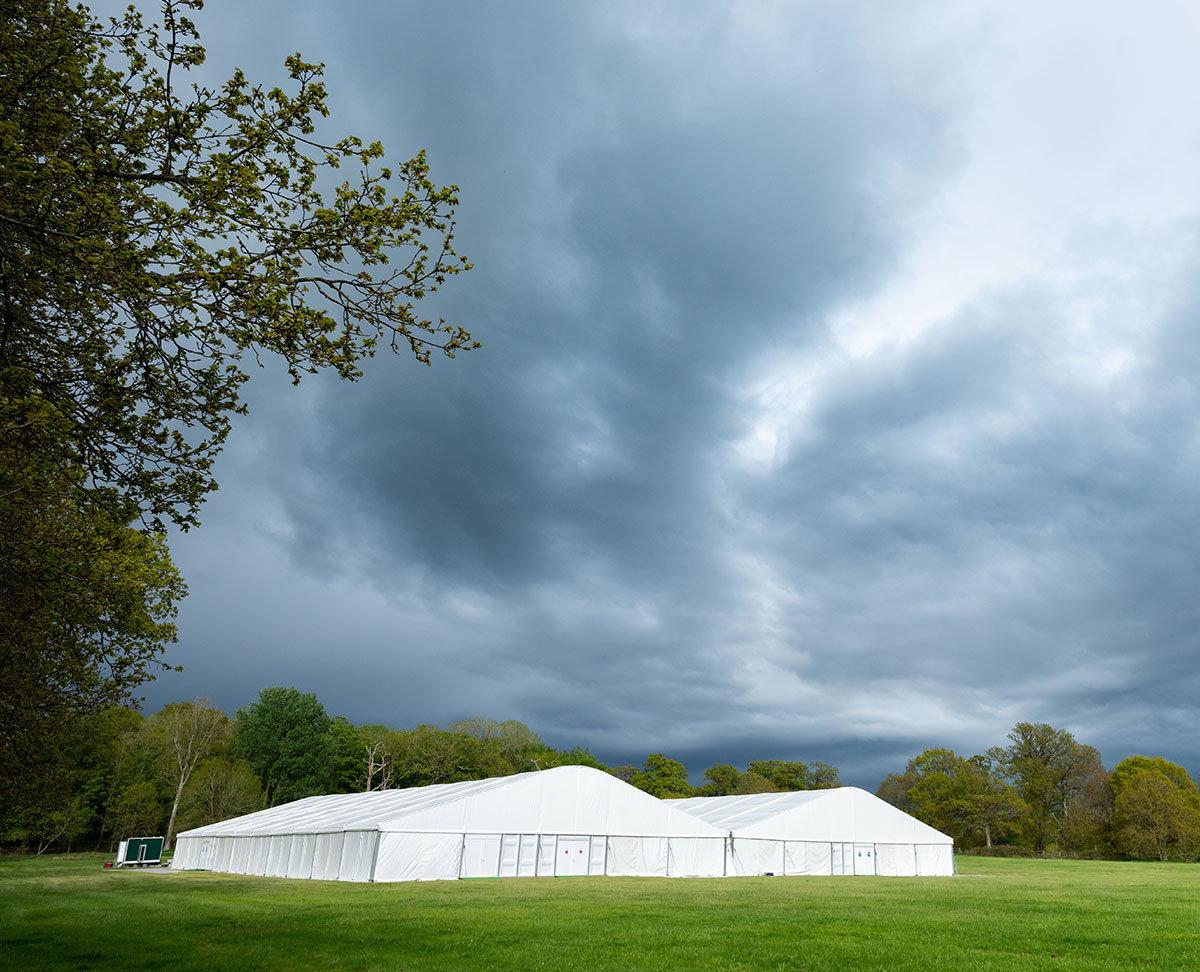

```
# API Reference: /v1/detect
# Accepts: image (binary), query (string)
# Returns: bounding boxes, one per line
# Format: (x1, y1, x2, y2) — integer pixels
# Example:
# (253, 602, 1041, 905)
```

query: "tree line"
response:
(875, 722, 1200, 862)
(0, 685, 844, 854)
(4, 691, 1196, 865)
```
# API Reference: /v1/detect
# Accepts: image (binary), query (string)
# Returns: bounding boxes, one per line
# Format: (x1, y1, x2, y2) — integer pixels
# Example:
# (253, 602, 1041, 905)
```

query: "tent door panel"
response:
(853, 843, 876, 876)
(556, 837, 589, 876)
(516, 835, 538, 877)
(832, 842, 855, 875)
(783, 841, 807, 876)
(589, 836, 607, 875)
(498, 834, 521, 877)
(462, 835, 503, 878)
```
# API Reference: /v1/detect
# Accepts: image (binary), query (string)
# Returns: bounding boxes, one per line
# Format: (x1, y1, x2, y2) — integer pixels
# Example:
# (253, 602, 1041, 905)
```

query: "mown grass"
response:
(1, 853, 1197, 971)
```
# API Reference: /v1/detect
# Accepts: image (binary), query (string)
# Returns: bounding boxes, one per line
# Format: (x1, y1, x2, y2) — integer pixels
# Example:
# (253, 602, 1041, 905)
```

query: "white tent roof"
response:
(667, 787, 952, 844)
(179, 765, 727, 840)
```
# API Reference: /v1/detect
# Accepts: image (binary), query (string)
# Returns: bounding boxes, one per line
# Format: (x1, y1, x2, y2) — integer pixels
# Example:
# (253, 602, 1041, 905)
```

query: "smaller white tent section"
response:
(667, 787, 954, 877)
(173, 766, 728, 882)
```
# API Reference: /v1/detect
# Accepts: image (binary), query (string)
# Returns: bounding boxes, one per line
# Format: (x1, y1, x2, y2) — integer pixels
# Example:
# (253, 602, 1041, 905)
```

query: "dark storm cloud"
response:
(247, 0, 962, 588)
(138, 2, 1200, 787)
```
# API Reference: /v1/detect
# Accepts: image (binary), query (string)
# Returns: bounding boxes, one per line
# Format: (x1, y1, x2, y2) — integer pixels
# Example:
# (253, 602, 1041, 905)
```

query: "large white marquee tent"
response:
(173, 765, 729, 882)
(668, 787, 955, 876)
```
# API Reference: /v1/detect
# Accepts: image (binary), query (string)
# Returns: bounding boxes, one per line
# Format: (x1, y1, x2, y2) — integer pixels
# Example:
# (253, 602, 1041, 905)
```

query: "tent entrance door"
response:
(831, 842, 855, 875)
(853, 844, 876, 875)
(556, 837, 589, 876)
(462, 835, 502, 878)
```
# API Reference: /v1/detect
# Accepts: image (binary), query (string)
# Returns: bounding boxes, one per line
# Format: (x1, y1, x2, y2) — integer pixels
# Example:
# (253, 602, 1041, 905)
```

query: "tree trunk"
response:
(166, 775, 186, 849)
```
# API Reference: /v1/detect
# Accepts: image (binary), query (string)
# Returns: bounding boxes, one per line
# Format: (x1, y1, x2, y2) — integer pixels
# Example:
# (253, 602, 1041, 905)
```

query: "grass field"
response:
(1, 854, 1197, 971)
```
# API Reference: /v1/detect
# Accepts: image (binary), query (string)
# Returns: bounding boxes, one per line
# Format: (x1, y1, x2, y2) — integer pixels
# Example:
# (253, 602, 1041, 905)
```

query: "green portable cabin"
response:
(117, 836, 164, 866)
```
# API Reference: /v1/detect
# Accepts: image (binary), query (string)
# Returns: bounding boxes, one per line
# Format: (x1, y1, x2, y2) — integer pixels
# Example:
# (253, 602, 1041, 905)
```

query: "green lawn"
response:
(1, 854, 1197, 971)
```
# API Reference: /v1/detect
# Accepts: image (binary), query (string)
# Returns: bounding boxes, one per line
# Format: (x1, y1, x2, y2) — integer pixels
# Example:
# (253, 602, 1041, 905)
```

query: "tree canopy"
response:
(747, 759, 841, 791)
(1, 0, 474, 530)
(232, 687, 335, 805)
(0, 458, 184, 805)
(885, 748, 1024, 849)
(989, 722, 1102, 853)
(629, 754, 692, 799)
(1110, 756, 1200, 861)
(0, 0, 474, 790)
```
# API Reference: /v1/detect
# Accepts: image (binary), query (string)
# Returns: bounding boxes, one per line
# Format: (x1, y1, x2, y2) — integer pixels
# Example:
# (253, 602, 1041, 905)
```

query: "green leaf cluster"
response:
(232, 687, 335, 805)
(1, 0, 475, 531)
(0, 444, 185, 807)
(629, 753, 693, 799)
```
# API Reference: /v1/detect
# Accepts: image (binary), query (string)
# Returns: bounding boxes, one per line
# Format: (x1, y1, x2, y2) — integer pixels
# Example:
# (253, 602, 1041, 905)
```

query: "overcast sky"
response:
(126, 0, 1200, 788)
